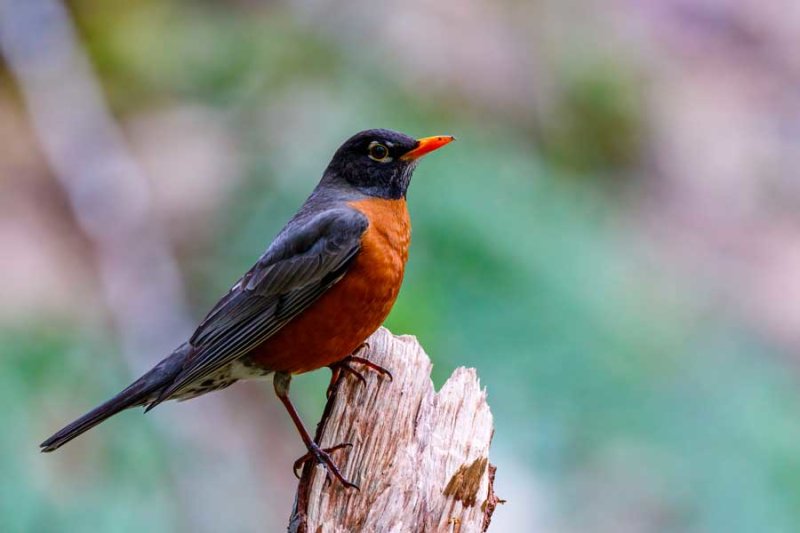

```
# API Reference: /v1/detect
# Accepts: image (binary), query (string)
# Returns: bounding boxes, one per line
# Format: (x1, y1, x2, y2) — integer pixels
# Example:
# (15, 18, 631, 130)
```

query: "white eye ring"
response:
(368, 141, 392, 162)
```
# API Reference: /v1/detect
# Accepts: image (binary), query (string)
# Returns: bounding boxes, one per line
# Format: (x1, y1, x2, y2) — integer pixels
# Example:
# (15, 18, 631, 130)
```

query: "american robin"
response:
(40, 129, 454, 488)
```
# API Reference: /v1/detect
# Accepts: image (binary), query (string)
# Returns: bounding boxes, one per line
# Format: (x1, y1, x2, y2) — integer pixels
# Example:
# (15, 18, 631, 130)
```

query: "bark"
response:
(289, 327, 499, 533)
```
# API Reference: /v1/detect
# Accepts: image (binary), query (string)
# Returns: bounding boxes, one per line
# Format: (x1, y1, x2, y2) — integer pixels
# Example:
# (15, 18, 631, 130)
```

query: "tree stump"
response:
(289, 327, 499, 532)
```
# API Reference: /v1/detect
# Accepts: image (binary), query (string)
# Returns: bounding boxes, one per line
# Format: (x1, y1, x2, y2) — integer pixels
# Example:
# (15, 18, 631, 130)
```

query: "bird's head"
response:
(323, 129, 454, 199)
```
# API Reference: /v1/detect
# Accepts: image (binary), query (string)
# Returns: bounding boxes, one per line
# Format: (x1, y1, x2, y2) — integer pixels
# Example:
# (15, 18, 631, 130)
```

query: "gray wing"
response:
(149, 207, 368, 405)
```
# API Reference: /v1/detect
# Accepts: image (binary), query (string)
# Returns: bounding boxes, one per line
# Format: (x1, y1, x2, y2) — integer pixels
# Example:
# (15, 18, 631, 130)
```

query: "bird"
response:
(40, 128, 455, 488)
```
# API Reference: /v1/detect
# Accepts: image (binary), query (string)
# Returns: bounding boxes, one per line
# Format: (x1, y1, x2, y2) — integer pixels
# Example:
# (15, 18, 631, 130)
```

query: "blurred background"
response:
(2, 0, 800, 531)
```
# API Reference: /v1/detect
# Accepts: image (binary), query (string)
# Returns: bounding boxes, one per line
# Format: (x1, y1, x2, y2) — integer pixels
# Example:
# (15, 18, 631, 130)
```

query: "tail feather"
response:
(40, 343, 190, 452)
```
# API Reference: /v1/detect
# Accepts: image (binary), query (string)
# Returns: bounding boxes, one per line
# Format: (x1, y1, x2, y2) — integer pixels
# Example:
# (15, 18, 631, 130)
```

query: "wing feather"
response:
(150, 207, 368, 405)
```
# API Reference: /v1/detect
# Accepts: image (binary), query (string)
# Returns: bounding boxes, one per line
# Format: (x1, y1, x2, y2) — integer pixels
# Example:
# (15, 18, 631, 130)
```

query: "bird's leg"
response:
(273, 372, 358, 489)
(326, 342, 393, 397)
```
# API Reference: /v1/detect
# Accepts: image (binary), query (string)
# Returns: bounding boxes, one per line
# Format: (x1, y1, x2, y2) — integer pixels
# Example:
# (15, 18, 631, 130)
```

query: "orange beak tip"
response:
(402, 135, 456, 160)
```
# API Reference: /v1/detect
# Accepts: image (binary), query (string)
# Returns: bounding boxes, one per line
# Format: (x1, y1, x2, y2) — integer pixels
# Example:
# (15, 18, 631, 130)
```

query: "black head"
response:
(322, 129, 454, 199)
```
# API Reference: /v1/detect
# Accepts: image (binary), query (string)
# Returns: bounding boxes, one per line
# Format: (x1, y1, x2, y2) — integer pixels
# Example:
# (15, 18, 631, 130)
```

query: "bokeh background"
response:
(2, 0, 800, 531)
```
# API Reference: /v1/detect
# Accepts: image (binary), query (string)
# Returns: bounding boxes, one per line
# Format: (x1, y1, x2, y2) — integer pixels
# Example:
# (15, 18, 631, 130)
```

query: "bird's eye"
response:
(368, 142, 391, 162)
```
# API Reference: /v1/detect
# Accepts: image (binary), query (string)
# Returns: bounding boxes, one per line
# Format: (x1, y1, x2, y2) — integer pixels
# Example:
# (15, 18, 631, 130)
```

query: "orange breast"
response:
(247, 197, 411, 374)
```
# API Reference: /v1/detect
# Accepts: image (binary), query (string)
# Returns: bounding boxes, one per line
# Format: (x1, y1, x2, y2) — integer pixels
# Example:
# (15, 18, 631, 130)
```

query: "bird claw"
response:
(352, 341, 370, 357)
(345, 355, 393, 382)
(338, 363, 368, 388)
(326, 345, 393, 397)
(293, 442, 359, 490)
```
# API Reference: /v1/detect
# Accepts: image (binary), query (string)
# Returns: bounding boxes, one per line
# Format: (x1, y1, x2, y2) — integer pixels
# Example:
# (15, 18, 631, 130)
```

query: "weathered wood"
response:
(289, 327, 498, 533)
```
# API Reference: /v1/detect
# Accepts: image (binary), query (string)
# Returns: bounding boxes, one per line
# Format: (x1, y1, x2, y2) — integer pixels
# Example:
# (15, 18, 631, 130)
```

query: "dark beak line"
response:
(401, 135, 456, 161)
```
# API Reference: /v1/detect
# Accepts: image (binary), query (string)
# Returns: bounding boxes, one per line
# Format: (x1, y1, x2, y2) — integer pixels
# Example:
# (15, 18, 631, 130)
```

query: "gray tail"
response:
(40, 343, 190, 452)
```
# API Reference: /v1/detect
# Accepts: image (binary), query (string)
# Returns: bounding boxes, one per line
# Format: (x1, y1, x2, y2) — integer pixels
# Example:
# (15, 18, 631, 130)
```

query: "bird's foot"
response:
(327, 343, 393, 397)
(351, 341, 370, 358)
(293, 442, 359, 489)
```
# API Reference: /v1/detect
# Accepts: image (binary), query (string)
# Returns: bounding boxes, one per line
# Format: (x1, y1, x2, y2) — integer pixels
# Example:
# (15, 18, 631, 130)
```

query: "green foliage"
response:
(1, 328, 176, 533)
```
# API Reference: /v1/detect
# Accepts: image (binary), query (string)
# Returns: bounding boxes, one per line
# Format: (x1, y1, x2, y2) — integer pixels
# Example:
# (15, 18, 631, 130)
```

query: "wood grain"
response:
(289, 327, 498, 532)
